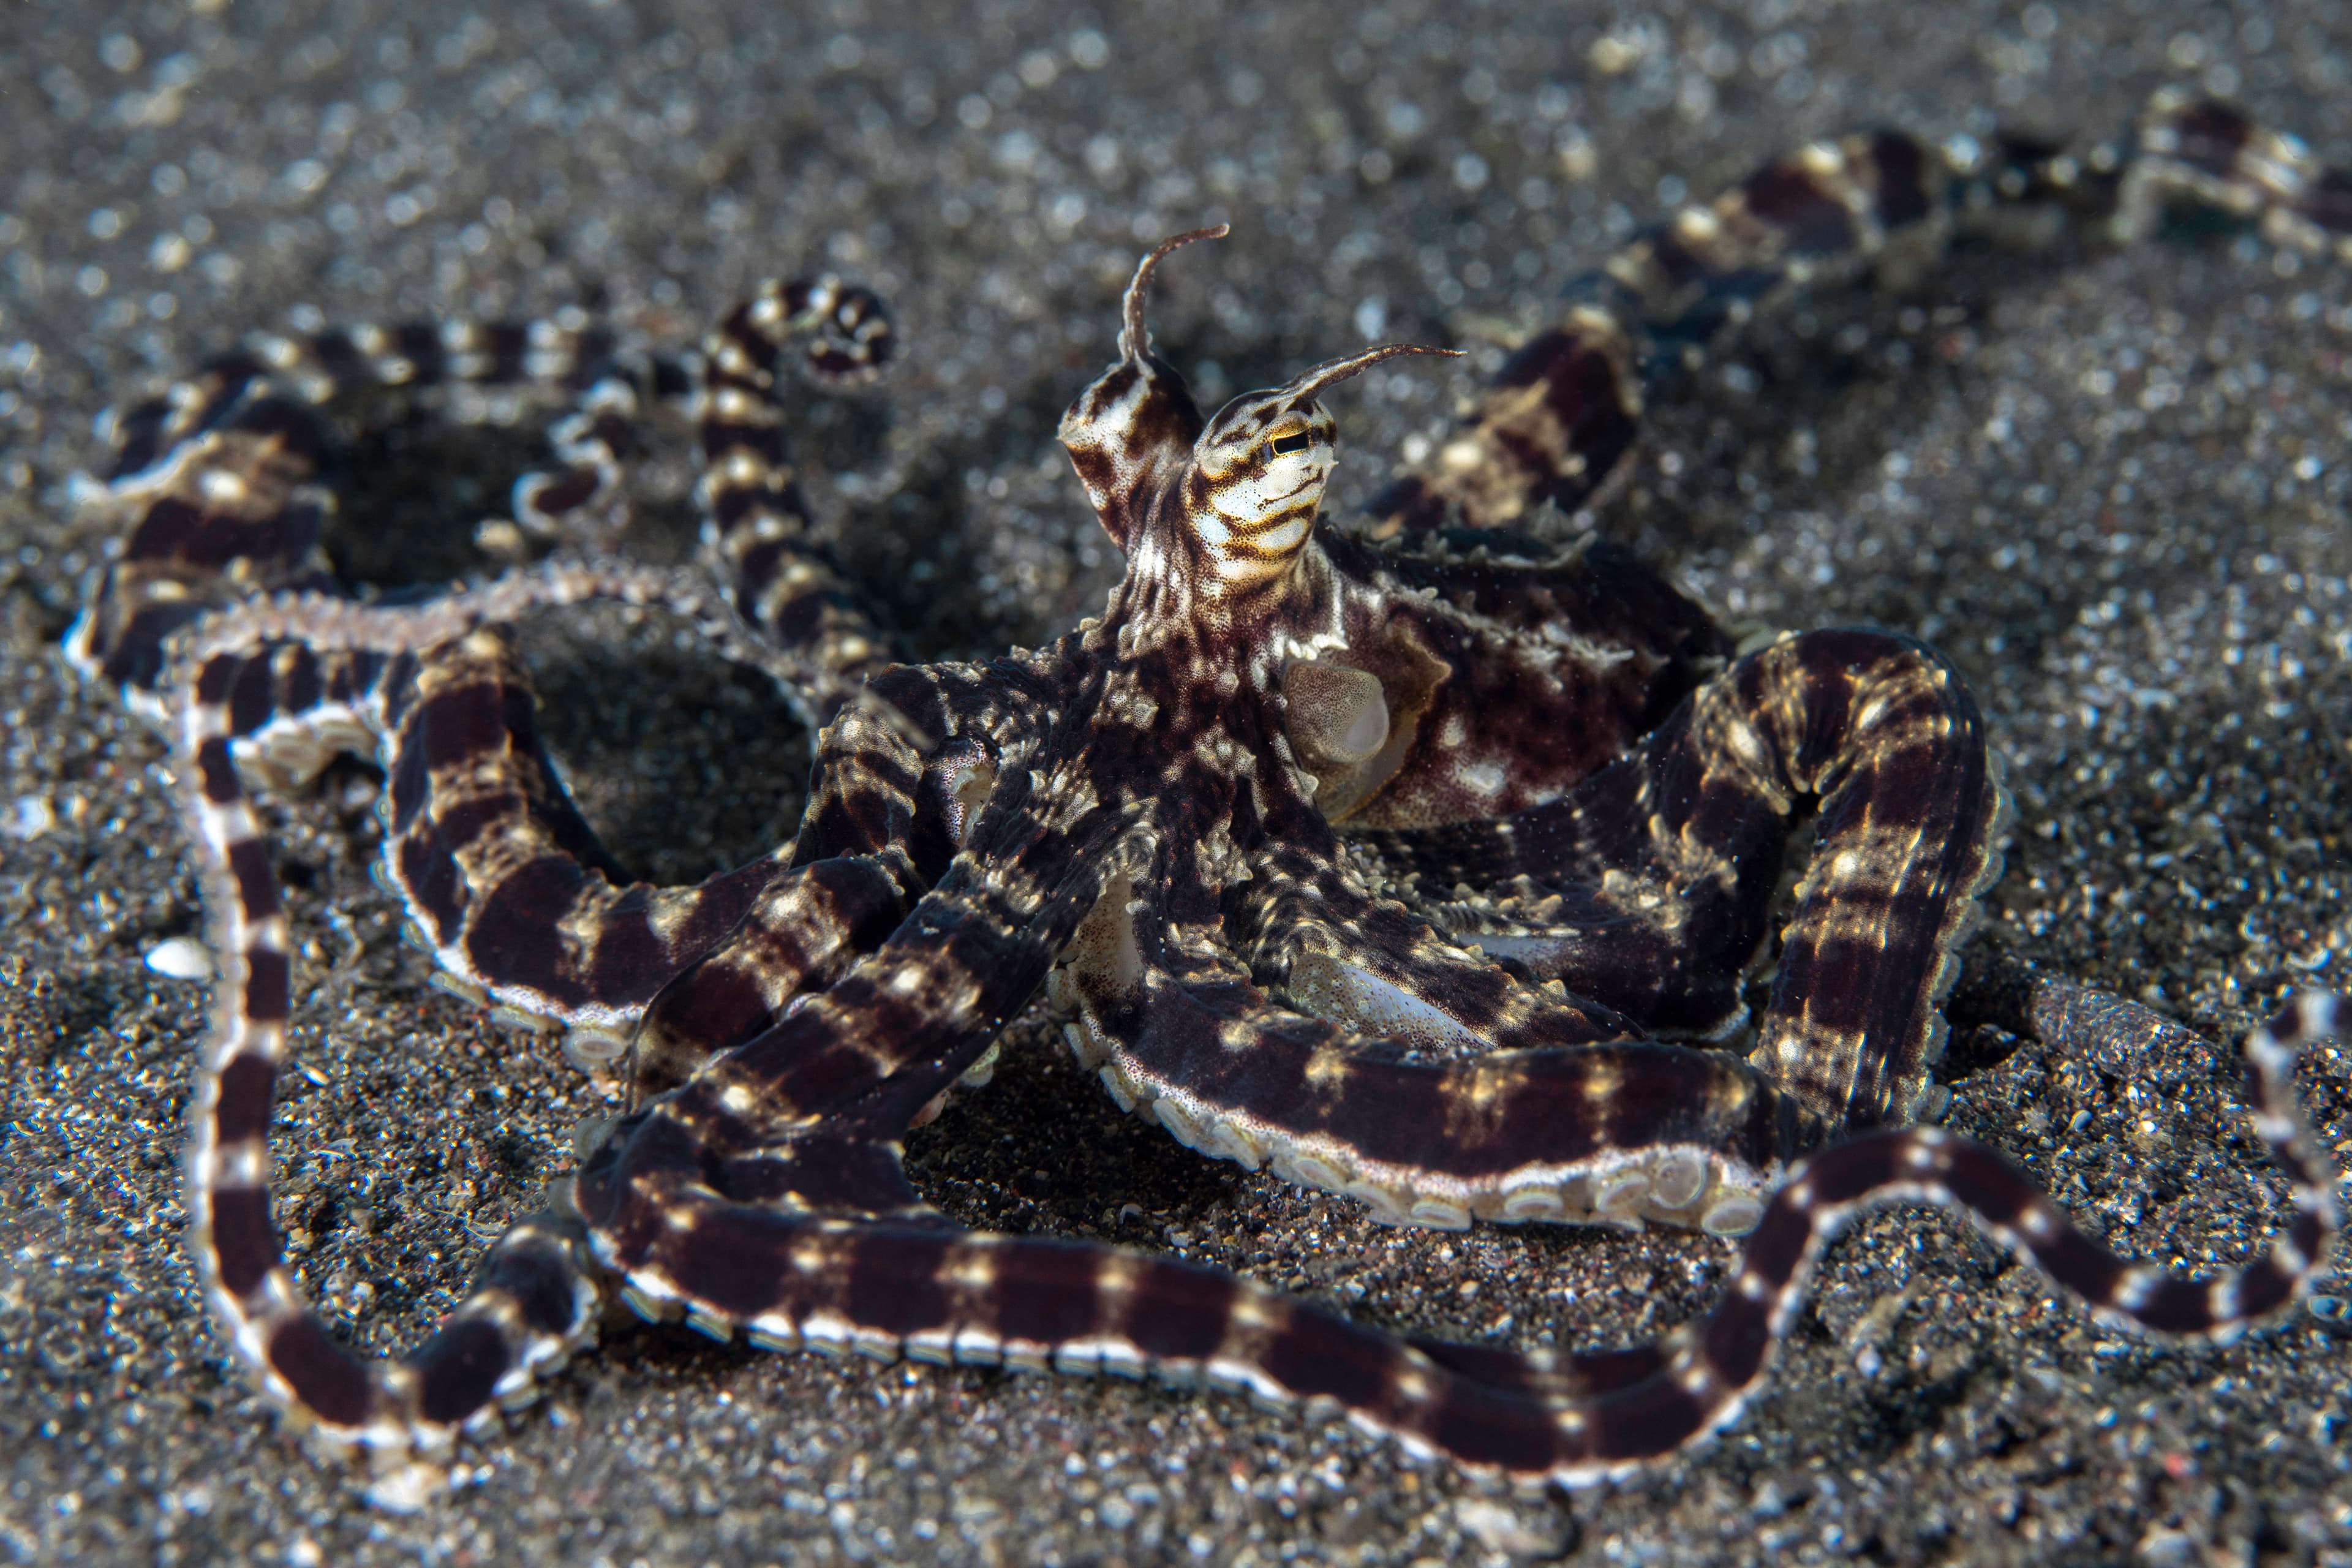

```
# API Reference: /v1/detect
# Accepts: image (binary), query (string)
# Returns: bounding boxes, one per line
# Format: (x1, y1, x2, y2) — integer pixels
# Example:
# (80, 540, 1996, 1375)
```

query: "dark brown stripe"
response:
(212, 1051, 278, 1146)
(226, 837, 281, 921)
(582, 901, 670, 1004)
(2306, 168, 2352, 236)
(268, 1316, 375, 1428)
(714, 311, 785, 373)
(575, 1112, 706, 1261)
(123, 495, 206, 559)
(708, 483, 790, 533)
(522, 466, 599, 516)
(473, 322, 532, 380)
(658, 1202, 798, 1319)
(222, 396, 331, 466)
(279, 647, 323, 716)
(1743, 164, 1855, 257)
(587, 410, 636, 456)
(306, 331, 370, 383)
(1642, 230, 1711, 292)
(104, 606, 197, 691)
(483, 1237, 586, 1338)
(394, 829, 466, 942)
(390, 322, 449, 381)
(1420, 1378, 1566, 1471)
(737, 998, 910, 1118)
(2127, 1276, 2218, 1335)
(2165, 100, 2255, 180)
(412, 681, 513, 771)
(1699, 1289, 1774, 1387)
(2290, 1207, 2328, 1262)
(243, 946, 291, 1023)
(641, 959, 774, 1071)
(699, 420, 787, 466)
(421, 791, 522, 861)
(1254, 1310, 1395, 1411)
(2230, 1256, 2298, 1321)
(466, 857, 595, 996)
(1590, 1381, 1710, 1463)
(414, 1315, 511, 1423)
(1864, 130, 1930, 228)
(108, 398, 179, 479)
(762, 587, 854, 650)
(986, 1242, 1108, 1348)
(842, 1231, 954, 1336)
(195, 737, 239, 805)
(1735, 1191, 1814, 1289)
(209, 1185, 278, 1295)
(649, 355, 694, 399)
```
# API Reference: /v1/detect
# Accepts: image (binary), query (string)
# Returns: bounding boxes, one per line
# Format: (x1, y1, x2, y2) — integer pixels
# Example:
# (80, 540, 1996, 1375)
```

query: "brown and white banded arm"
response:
(593, 995, 2340, 1491)
(1363, 94, 2352, 540)
(1371, 629, 2004, 1138)
(625, 655, 1066, 1098)
(170, 562, 804, 1481)
(695, 277, 900, 726)
(1057, 842, 1793, 1237)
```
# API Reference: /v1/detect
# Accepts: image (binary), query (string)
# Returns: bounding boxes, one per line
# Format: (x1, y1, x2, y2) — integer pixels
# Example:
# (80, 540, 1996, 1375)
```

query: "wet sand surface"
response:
(2, 2, 2350, 1562)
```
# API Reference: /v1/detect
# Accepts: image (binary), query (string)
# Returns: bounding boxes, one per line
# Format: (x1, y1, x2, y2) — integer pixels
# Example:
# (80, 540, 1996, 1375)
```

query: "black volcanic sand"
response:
(3, 3, 2350, 1563)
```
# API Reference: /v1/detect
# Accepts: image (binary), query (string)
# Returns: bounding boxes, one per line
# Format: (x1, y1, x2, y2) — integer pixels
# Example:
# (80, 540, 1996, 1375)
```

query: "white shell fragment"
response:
(144, 936, 215, 980)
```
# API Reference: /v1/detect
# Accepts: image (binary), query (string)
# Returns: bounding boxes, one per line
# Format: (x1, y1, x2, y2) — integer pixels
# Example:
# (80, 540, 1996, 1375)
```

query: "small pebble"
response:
(143, 936, 214, 980)
(4, 794, 55, 839)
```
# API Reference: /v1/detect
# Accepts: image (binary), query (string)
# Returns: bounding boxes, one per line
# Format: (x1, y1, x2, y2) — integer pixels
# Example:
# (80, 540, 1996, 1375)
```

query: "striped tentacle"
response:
(624, 858, 918, 1101)
(146, 567, 816, 1074)
(617, 679, 940, 1099)
(372, 617, 799, 1066)
(165, 562, 817, 1485)
(585, 995, 2337, 1489)
(1365, 92, 2352, 539)
(2116, 89, 2352, 257)
(105, 314, 622, 486)
(578, 786, 1156, 1317)
(1361, 125, 1970, 536)
(70, 315, 626, 702)
(630, 658, 1058, 1100)
(507, 352, 692, 541)
(696, 277, 900, 728)
(1055, 844, 1791, 1237)
(1377, 629, 2003, 1139)
(67, 371, 341, 706)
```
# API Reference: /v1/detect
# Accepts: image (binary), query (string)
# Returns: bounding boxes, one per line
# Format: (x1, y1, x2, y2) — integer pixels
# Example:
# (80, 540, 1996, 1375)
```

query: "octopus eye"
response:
(1268, 431, 1311, 457)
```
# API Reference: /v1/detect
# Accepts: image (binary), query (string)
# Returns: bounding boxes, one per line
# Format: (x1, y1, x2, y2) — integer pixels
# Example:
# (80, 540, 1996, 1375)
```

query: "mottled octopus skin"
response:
(66, 91, 2348, 1498)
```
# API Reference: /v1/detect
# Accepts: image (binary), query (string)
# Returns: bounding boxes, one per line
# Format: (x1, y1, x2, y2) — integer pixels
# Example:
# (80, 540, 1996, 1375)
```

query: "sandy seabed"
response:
(2, 2, 2350, 1563)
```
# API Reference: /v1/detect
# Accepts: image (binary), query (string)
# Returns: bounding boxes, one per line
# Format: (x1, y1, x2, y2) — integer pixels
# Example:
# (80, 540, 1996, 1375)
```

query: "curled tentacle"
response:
(89, 277, 908, 1492)
(1054, 846, 1792, 1235)
(1373, 630, 2003, 1136)
(627, 657, 1061, 1099)
(1363, 92, 2352, 539)
(697, 277, 901, 725)
(171, 561, 791, 1485)
(582, 993, 2340, 1488)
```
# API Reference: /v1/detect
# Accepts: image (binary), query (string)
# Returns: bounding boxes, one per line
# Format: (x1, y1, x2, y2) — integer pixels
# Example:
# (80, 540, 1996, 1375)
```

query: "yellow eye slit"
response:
(1269, 431, 1311, 456)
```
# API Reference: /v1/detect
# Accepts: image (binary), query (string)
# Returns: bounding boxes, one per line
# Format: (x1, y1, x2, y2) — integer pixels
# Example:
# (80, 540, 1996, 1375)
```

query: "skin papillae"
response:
(67, 91, 2347, 1501)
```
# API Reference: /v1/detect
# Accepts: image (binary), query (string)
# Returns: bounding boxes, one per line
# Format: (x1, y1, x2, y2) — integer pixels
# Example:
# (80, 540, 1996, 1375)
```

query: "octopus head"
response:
(1179, 342, 1451, 595)
(1059, 227, 1454, 595)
